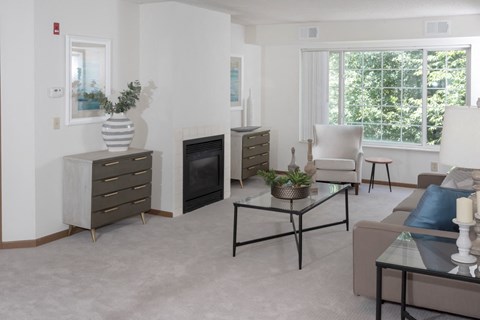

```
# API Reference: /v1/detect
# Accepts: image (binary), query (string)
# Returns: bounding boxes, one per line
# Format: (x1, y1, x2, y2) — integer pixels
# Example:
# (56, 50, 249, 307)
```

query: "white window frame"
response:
(300, 37, 480, 151)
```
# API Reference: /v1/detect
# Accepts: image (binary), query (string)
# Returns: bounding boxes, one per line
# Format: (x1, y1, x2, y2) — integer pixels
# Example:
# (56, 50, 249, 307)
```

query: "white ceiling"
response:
(135, 0, 480, 25)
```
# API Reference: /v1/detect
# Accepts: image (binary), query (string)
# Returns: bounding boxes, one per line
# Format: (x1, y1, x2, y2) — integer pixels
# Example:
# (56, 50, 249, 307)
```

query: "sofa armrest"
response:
(352, 220, 456, 298)
(417, 172, 446, 189)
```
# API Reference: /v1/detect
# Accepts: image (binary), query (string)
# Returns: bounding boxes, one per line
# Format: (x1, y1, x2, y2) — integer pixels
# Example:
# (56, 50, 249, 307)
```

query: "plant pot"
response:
(271, 185, 310, 200)
(101, 112, 134, 152)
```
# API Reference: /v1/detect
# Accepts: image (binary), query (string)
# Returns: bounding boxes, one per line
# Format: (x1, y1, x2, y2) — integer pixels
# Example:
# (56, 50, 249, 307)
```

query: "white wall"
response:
(251, 15, 480, 184)
(230, 24, 262, 128)
(0, 0, 37, 241)
(1, 0, 140, 241)
(139, 2, 231, 214)
(1, 0, 232, 241)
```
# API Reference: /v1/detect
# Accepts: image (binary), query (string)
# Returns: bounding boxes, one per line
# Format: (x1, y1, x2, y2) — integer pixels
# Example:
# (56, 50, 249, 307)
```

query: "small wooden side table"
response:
(365, 157, 392, 193)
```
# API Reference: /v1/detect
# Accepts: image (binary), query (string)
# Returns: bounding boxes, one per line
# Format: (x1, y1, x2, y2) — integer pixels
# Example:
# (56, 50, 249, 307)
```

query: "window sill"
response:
(363, 143, 439, 153)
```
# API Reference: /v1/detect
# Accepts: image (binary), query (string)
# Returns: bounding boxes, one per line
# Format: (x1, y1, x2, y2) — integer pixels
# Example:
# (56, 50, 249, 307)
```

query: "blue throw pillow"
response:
(404, 185, 473, 232)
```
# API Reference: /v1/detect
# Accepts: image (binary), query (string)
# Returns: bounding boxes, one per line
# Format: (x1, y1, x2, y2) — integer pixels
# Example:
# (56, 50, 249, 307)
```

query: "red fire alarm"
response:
(53, 22, 60, 35)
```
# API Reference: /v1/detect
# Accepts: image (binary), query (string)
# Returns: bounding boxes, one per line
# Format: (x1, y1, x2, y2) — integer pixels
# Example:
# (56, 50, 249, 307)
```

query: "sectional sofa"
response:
(353, 173, 480, 318)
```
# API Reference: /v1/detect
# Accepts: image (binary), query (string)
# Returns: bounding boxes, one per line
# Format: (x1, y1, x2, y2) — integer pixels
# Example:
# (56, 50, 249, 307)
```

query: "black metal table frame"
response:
(375, 261, 480, 320)
(368, 162, 392, 193)
(233, 187, 349, 270)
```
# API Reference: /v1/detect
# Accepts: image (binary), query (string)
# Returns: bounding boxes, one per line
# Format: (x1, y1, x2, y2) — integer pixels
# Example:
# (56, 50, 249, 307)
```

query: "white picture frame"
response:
(65, 35, 111, 125)
(230, 56, 243, 108)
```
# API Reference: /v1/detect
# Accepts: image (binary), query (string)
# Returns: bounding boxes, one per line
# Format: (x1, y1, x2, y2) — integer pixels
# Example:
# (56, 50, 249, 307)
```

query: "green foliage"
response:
(329, 49, 467, 145)
(285, 169, 312, 187)
(257, 170, 278, 186)
(102, 80, 142, 114)
(257, 169, 311, 187)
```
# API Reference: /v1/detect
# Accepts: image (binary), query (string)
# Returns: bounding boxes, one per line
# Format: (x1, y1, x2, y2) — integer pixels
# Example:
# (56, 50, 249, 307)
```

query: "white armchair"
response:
(312, 124, 364, 195)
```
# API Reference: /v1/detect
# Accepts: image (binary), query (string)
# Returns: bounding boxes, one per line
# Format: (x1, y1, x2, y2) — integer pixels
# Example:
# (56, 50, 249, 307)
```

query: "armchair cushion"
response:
(314, 158, 356, 171)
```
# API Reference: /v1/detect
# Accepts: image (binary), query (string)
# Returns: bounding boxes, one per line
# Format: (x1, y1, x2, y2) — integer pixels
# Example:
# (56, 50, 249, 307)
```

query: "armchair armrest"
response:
(355, 150, 364, 182)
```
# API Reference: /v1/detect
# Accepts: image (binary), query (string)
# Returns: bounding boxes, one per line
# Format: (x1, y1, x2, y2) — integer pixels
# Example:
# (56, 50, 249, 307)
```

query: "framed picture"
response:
(230, 56, 243, 108)
(65, 35, 111, 125)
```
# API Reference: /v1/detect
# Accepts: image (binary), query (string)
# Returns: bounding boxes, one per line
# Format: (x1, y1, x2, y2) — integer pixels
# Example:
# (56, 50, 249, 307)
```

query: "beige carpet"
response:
(0, 177, 468, 319)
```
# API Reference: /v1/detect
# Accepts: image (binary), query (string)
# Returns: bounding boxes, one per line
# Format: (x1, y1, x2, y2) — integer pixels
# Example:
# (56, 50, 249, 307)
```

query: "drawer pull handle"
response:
(104, 161, 120, 167)
(247, 136, 256, 140)
(103, 192, 118, 198)
(261, 162, 268, 166)
(247, 165, 258, 170)
(261, 133, 269, 137)
(247, 146, 256, 150)
(133, 185, 147, 190)
(104, 177, 119, 182)
(261, 153, 269, 156)
(262, 143, 269, 147)
(103, 207, 119, 213)
(248, 156, 256, 160)
(133, 199, 147, 204)
(134, 170, 148, 176)
(134, 156, 147, 161)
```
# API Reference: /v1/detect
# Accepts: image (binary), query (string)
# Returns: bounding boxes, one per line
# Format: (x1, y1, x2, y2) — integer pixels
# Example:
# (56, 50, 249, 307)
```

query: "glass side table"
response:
(375, 232, 480, 320)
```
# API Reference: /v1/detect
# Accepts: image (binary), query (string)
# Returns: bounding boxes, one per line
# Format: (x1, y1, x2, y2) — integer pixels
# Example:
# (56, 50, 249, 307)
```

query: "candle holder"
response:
(452, 218, 477, 264)
(451, 259, 476, 276)
(471, 212, 480, 256)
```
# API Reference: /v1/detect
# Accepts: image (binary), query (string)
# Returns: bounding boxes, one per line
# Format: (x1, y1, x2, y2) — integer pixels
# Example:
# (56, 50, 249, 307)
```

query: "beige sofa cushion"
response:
(392, 189, 425, 212)
(381, 211, 410, 225)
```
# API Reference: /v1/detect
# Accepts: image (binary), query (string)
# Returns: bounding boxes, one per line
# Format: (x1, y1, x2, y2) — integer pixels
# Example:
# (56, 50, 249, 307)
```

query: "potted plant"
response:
(101, 81, 142, 152)
(257, 169, 312, 199)
(102, 80, 142, 115)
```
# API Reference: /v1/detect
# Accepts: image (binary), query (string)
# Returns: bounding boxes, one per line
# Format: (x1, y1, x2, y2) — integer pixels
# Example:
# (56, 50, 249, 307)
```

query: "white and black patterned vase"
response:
(101, 112, 134, 152)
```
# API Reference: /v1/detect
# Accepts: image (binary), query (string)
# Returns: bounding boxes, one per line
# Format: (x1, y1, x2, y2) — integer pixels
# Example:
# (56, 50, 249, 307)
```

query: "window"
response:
(302, 48, 469, 147)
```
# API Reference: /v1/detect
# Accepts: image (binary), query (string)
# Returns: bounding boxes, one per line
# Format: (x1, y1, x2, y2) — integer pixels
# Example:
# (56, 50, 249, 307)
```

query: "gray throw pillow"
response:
(441, 167, 473, 190)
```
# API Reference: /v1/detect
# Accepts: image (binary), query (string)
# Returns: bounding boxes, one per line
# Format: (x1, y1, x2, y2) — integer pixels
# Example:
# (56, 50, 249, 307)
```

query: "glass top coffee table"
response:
(375, 232, 480, 320)
(233, 182, 350, 270)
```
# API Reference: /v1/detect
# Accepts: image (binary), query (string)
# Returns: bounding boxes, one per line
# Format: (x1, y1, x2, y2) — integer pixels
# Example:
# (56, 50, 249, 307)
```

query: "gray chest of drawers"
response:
(231, 129, 270, 187)
(63, 148, 153, 241)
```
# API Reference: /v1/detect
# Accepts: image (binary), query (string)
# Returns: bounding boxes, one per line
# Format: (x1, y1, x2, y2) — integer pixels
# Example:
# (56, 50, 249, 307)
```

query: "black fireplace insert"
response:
(183, 135, 224, 213)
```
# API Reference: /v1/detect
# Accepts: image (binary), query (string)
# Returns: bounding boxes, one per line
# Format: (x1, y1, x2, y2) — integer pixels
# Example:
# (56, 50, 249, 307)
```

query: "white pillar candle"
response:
(456, 197, 473, 223)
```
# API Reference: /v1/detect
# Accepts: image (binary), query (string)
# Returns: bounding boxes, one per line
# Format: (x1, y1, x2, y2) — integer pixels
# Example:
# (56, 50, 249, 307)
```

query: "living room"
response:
(1, 0, 480, 319)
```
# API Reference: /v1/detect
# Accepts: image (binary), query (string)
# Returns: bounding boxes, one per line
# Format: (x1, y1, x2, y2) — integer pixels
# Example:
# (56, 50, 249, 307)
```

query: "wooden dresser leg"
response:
(90, 229, 96, 242)
(239, 180, 244, 188)
(140, 212, 146, 224)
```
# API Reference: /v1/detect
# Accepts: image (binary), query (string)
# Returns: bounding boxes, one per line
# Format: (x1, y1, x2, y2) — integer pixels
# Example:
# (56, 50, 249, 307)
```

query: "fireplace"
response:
(183, 135, 224, 213)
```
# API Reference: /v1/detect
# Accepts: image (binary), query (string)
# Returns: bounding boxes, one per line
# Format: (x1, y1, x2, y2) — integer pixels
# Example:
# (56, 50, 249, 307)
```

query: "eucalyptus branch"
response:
(102, 80, 142, 114)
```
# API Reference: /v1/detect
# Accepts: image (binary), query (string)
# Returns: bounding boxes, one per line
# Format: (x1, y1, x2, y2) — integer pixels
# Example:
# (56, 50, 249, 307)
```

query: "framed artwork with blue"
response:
(230, 56, 243, 108)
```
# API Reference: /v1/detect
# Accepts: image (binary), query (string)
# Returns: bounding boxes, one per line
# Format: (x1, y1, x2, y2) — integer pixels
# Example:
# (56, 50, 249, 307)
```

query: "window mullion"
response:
(339, 52, 345, 124)
(421, 49, 428, 147)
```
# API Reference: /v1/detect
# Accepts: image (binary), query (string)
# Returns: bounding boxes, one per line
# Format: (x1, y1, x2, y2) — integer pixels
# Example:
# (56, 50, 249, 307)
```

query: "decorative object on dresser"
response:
(101, 81, 142, 152)
(304, 139, 316, 179)
(231, 128, 270, 188)
(287, 147, 299, 172)
(63, 148, 152, 242)
(438, 106, 480, 256)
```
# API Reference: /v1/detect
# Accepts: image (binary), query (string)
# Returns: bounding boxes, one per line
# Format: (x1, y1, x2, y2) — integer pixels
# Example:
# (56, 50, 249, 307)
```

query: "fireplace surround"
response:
(183, 134, 224, 213)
